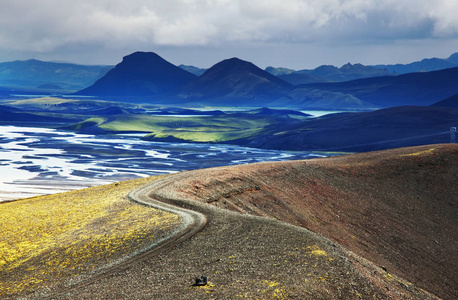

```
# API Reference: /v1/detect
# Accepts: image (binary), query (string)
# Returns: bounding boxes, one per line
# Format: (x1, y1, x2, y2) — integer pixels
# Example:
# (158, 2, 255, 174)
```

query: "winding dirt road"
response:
(37, 167, 440, 299)
(40, 179, 207, 299)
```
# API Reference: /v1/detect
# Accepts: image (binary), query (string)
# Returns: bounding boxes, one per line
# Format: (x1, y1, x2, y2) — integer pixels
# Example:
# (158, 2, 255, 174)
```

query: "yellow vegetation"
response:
(307, 245, 328, 257)
(0, 176, 181, 297)
(401, 148, 435, 157)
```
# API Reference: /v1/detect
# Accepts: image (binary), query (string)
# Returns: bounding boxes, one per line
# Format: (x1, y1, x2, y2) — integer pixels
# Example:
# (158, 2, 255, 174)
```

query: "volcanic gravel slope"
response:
(37, 145, 458, 299)
(166, 143, 458, 300)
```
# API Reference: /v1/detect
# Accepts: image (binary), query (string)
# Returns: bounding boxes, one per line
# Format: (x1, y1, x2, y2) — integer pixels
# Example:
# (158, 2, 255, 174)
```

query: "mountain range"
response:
(265, 52, 458, 84)
(302, 67, 458, 107)
(271, 63, 396, 85)
(0, 59, 111, 92)
(373, 52, 458, 74)
(76, 51, 458, 110)
(2, 51, 458, 110)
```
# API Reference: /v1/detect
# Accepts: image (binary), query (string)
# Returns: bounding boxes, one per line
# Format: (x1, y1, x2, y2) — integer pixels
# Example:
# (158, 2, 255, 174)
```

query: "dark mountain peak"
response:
(115, 51, 191, 75)
(209, 57, 258, 72)
(175, 57, 293, 105)
(76, 51, 196, 97)
(340, 63, 361, 72)
(340, 62, 353, 68)
(199, 57, 292, 88)
(121, 51, 164, 64)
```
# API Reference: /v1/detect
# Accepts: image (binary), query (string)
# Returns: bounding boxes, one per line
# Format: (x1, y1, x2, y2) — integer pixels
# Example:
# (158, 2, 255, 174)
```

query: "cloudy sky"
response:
(1, 0, 458, 69)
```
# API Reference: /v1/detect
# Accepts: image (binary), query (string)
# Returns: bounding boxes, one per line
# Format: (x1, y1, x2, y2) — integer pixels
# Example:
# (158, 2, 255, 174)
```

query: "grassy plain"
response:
(69, 114, 279, 142)
(0, 176, 181, 298)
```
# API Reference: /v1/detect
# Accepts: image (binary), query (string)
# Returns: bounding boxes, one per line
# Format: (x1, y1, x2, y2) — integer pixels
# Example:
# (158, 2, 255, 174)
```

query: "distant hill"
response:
(232, 106, 458, 152)
(304, 63, 395, 82)
(302, 67, 458, 107)
(373, 52, 458, 74)
(266, 63, 396, 85)
(174, 57, 294, 106)
(0, 59, 112, 92)
(76, 52, 196, 97)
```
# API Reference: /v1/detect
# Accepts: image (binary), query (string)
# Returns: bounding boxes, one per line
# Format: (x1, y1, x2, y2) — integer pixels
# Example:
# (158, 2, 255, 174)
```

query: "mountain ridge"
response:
(373, 52, 458, 74)
(302, 67, 458, 107)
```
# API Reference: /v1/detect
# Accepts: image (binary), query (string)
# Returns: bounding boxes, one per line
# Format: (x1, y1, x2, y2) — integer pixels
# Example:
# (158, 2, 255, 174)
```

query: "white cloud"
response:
(0, 0, 457, 64)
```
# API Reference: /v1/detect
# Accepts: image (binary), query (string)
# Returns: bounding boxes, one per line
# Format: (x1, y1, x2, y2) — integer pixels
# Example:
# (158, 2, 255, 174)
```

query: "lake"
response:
(0, 125, 334, 201)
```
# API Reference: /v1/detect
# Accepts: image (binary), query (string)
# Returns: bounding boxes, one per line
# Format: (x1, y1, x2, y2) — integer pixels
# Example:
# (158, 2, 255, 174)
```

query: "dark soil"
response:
(169, 143, 458, 299)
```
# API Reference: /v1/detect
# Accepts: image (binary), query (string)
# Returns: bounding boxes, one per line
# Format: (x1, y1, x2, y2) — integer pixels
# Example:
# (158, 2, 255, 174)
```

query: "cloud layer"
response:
(1, 0, 457, 66)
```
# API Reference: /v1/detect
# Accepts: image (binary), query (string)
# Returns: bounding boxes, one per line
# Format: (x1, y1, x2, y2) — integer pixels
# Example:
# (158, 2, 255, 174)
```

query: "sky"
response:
(1, 0, 458, 69)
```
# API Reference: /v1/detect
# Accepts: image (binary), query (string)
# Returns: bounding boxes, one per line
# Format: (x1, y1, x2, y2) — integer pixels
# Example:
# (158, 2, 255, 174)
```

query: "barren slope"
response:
(163, 144, 458, 299)
(45, 174, 437, 300)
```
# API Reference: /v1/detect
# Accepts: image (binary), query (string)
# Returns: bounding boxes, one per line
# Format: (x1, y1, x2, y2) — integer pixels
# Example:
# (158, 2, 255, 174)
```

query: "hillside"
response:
(432, 93, 458, 108)
(76, 52, 196, 97)
(232, 106, 458, 151)
(303, 67, 458, 107)
(159, 144, 458, 299)
(63, 108, 309, 142)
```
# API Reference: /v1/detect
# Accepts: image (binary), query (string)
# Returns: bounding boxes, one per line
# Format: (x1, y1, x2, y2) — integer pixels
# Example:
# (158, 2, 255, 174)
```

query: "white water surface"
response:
(0, 125, 331, 201)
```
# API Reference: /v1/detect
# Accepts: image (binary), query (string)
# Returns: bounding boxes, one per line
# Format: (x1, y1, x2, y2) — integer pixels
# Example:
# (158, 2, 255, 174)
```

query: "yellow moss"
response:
(261, 280, 280, 288)
(307, 245, 328, 257)
(0, 176, 181, 296)
(401, 148, 435, 157)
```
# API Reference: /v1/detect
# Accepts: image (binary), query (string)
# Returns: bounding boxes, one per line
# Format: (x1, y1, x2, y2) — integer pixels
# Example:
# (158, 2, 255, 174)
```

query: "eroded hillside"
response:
(163, 144, 458, 299)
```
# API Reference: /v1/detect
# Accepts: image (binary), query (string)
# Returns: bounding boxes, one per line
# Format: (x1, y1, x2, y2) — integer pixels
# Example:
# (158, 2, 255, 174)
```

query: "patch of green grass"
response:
(69, 113, 289, 143)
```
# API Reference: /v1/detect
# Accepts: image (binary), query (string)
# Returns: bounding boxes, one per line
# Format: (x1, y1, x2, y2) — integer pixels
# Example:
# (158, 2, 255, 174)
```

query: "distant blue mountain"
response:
(267, 63, 395, 85)
(76, 52, 197, 97)
(74, 52, 458, 110)
(373, 53, 458, 74)
(302, 67, 458, 107)
(0, 59, 112, 92)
